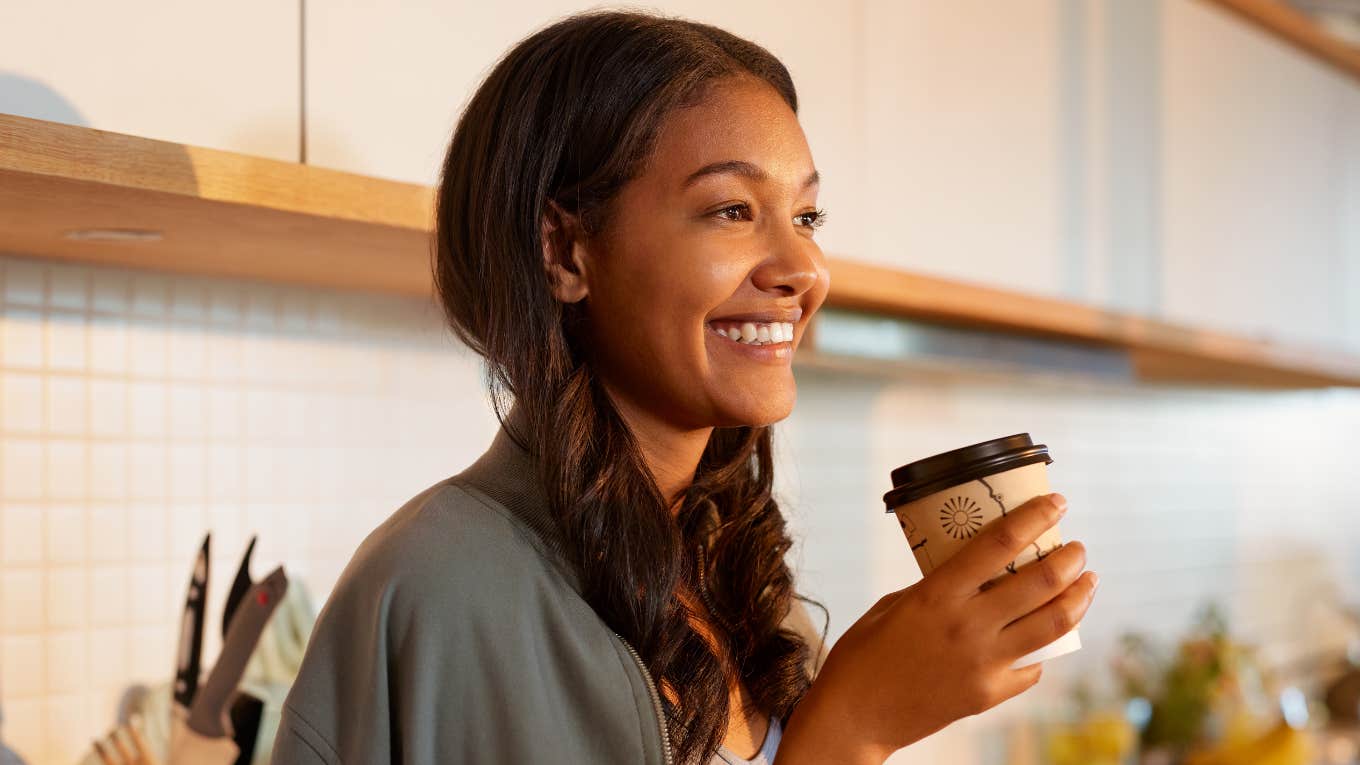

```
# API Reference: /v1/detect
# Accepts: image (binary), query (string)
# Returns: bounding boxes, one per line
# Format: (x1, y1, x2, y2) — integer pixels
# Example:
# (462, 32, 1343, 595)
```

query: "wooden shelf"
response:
(1202, 0, 1360, 86)
(822, 259, 1360, 388)
(3, 110, 1358, 388)
(0, 112, 434, 296)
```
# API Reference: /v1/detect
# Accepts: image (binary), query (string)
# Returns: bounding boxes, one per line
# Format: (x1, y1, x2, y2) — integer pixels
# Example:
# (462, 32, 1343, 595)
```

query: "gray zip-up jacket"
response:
(271, 408, 829, 764)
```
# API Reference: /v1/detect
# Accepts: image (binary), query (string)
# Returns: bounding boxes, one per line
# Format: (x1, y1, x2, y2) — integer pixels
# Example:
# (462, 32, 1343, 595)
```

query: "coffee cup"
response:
(882, 433, 1081, 668)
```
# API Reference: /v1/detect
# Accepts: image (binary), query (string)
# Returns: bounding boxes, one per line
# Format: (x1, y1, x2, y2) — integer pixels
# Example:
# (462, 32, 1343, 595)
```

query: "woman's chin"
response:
(711, 391, 796, 428)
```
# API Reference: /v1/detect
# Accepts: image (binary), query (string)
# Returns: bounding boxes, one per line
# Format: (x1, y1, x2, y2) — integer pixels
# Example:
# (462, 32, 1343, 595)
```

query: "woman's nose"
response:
(751, 243, 823, 297)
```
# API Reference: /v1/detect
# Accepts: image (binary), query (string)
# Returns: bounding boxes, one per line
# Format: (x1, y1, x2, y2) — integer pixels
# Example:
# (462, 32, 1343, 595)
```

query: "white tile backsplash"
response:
(126, 320, 167, 377)
(44, 631, 87, 694)
(85, 628, 128, 691)
(44, 693, 90, 765)
(87, 443, 127, 500)
(128, 625, 172, 683)
(43, 505, 86, 564)
(46, 376, 87, 436)
(127, 564, 168, 625)
(87, 505, 128, 564)
(168, 445, 207, 501)
(125, 503, 167, 563)
(127, 443, 166, 500)
(2, 570, 45, 632)
(45, 441, 87, 501)
(0, 309, 44, 368)
(87, 380, 128, 437)
(87, 317, 128, 375)
(2, 372, 44, 433)
(4, 251, 1360, 765)
(44, 568, 87, 630)
(46, 314, 87, 371)
(127, 382, 167, 440)
(2, 636, 45, 696)
(87, 567, 128, 628)
(2, 440, 45, 501)
(2, 505, 43, 565)
(166, 385, 205, 439)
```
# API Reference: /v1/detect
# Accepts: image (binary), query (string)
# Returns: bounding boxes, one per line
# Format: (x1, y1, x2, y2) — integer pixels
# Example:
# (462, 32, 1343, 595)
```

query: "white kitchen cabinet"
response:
(301, 0, 864, 259)
(858, 0, 1070, 301)
(302, 0, 574, 187)
(0, 0, 299, 162)
(1342, 83, 1360, 353)
(1161, 0, 1357, 352)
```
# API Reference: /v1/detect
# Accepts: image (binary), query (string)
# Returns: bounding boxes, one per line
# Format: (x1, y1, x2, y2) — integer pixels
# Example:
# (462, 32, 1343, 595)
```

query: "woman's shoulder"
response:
(333, 477, 570, 613)
(276, 477, 660, 764)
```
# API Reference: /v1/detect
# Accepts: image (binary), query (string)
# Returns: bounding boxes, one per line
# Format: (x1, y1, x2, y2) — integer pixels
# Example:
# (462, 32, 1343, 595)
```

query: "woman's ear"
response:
(541, 199, 590, 304)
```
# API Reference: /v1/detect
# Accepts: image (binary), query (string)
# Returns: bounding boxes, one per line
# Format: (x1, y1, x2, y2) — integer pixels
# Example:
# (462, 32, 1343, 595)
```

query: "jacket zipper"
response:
(612, 629, 675, 765)
(610, 543, 722, 765)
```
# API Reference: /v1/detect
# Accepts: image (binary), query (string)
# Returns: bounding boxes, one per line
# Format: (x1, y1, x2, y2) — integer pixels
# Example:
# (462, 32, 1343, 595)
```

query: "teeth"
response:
(711, 320, 797, 346)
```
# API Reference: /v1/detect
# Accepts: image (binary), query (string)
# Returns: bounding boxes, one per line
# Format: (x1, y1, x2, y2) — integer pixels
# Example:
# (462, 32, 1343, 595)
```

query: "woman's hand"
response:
(777, 492, 1098, 765)
(91, 716, 159, 765)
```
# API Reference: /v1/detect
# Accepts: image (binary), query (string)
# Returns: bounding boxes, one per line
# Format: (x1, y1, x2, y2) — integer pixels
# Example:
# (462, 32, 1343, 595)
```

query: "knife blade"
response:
(222, 536, 257, 639)
(173, 533, 211, 710)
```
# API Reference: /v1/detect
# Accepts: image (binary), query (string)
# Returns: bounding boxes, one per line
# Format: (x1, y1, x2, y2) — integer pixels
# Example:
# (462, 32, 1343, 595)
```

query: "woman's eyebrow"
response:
(681, 160, 820, 191)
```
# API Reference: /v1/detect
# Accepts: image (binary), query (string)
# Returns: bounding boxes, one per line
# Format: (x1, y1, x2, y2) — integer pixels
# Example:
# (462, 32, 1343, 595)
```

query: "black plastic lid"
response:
(882, 433, 1052, 512)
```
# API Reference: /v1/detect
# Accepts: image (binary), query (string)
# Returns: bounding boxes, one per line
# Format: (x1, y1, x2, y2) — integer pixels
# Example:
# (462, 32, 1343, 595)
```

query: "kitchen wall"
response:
(3, 0, 1360, 763)
(3, 252, 1360, 764)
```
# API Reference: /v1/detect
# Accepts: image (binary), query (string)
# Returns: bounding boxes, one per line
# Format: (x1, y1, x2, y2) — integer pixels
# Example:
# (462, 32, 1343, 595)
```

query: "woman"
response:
(273, 9, 1097, 765)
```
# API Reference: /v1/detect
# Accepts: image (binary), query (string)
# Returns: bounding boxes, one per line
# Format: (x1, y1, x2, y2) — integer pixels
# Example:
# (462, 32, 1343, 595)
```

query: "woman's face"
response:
(575, 75, 830, 431)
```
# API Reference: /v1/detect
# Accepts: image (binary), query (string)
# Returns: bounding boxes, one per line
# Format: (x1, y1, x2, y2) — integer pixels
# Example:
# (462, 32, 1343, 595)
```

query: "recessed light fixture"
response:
(64, 228, 164, 242)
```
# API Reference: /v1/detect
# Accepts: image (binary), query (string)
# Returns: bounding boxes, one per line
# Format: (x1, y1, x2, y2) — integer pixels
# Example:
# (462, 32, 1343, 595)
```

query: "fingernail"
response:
(1050, 493, 1068, 513)
(1090, 572, 1100, 592)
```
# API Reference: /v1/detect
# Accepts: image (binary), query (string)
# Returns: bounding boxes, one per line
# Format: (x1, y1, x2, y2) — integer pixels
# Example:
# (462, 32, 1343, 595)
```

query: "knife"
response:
(173, 534, 211, 710)
(222, 536, 257, 639)
(187, 566, 288, 739)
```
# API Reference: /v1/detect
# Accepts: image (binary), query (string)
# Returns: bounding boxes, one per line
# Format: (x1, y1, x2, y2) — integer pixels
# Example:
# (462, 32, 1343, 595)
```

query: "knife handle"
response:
(187, 566, 287, 739)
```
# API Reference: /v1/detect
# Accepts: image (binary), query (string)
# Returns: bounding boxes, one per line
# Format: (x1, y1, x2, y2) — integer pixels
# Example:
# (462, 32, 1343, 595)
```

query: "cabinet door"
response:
(859, 0, 1069, 300)
(1161, 0, 1354, 351)
(0, 0, 299, 162)
(303, 0, 586, 187)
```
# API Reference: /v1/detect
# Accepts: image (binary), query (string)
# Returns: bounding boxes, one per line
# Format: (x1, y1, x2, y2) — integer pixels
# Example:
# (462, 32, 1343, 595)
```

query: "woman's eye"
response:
(713, 205, 829, 230)
(715, 204, 751, 222)
(796, 208, 829, 229)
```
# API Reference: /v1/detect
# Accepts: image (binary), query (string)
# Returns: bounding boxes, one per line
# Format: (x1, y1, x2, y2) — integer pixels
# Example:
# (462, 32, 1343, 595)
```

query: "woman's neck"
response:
(605, 388, 713, 512)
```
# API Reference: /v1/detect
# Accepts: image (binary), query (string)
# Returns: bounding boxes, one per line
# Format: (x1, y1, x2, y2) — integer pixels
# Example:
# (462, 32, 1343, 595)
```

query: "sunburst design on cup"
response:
(939, 496, 984, 539)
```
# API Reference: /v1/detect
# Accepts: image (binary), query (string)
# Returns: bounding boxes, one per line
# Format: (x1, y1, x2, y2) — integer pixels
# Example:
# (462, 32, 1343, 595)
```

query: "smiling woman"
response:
(270, 9, 832, 765)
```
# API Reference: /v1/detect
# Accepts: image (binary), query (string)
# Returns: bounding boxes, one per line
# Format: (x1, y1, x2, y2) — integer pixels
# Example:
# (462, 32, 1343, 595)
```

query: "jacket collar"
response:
(452, 405, 581, 591)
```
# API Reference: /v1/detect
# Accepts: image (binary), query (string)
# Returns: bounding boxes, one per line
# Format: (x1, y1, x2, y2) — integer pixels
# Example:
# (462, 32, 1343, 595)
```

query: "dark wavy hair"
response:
(432, 8, 827, 763)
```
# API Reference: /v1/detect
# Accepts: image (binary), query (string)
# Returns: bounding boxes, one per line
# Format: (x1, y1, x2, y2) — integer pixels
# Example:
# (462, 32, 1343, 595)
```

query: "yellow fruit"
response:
(1083, 712, 1136, 758)
(1044, 729, 1085, 765)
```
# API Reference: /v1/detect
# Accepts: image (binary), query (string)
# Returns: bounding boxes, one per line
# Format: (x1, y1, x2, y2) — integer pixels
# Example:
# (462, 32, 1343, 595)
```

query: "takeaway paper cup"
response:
(882, 433, 1081, 668)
